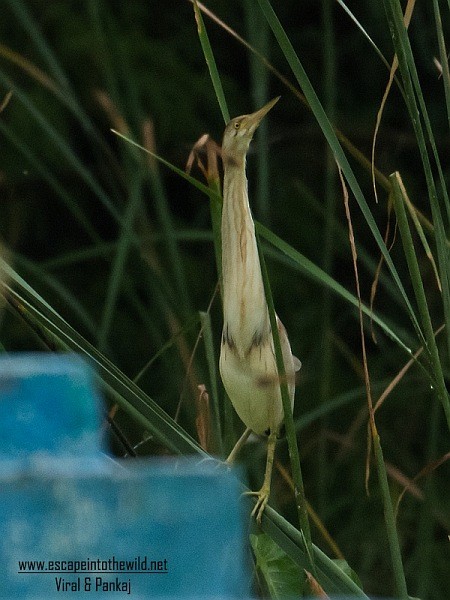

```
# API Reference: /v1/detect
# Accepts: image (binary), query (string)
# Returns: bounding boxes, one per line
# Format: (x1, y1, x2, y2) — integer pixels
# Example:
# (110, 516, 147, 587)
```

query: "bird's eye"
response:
(234, 122, 240, 130)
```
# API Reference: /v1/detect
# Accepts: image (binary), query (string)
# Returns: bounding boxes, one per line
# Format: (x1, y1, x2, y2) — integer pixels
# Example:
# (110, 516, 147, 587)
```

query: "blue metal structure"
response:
(0, 353, 248, 599)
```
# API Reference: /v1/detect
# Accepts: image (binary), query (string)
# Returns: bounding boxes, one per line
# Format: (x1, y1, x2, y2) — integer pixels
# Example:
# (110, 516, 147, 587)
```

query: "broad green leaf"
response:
(250, 533, 305, 598)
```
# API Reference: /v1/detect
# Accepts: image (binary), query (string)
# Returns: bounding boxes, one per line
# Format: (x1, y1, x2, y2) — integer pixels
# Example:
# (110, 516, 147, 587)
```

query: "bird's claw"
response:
(244, 485, 270, 525)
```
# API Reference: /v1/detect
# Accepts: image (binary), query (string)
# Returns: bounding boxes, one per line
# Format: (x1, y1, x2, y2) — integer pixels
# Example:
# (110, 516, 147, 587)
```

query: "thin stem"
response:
(245, 0, 271, 224)
(192, 0, 229, 123)
(390, 172, 450, 430)
(256, 236, 314, 573)
(372, 431, 409, 599)
(317, 0, 338, 511)
(341, 168, 408, 599)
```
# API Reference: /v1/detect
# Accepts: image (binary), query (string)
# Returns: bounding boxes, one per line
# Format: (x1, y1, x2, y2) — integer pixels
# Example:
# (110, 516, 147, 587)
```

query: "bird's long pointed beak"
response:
(244, 96, 280, 132)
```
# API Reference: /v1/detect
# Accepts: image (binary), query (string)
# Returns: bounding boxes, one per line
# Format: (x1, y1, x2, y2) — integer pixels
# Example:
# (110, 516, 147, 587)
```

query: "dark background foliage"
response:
(0, 1, 449, 597)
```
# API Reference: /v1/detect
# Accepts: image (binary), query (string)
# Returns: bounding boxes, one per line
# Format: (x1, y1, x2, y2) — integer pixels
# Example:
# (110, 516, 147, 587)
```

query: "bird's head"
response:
(222, 96, 280, 163)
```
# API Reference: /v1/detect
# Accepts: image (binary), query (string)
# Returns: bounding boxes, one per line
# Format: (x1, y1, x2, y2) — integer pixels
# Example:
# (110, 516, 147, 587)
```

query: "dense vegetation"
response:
(1, 1, 449, 597)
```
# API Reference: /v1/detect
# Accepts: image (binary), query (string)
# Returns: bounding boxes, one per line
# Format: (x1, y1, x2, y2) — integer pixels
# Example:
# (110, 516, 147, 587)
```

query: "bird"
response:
(219, 97, 301, 523)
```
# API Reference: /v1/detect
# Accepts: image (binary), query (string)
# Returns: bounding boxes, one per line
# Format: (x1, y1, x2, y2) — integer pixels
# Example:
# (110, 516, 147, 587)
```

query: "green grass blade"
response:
(336, 0, 395, 74)
(401, 180, 442, 292)
(86, 0, 120, 105)
(433, 0, 450, 131)
(390, 172, 450, 430)
(256, 0, 424, 344)
(147, 155, 193, 318)
(199, 310, 223, 454)
(414, 398, 441, 598)
(5, 0, 71, 91)
(208, 180, 223, 288)
(317, 0, 337, 513)
(372, 428, 409, 599)
(257, 234, 314, 569)
(245, 0, 271, 224)
(192, 0, 229, 123)
(98, 176, 143, 351)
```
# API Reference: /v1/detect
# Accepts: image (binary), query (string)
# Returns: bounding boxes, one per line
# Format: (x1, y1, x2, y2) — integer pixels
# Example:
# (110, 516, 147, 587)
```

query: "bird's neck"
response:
(221, 157, 270, 354)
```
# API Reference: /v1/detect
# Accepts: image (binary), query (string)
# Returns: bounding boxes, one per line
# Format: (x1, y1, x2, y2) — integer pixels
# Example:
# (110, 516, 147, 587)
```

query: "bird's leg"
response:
(226, 427, 252, 465)
(246, 430, 277, 524)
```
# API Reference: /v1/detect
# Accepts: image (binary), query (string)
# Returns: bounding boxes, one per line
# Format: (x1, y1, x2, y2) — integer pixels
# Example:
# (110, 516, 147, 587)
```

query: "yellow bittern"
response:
(219, 97, 300, 523)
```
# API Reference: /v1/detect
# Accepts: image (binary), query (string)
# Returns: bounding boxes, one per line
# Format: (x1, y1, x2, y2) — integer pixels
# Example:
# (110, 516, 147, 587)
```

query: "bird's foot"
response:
(245, 483, 270, 525)
(226, 428, 252, 466)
